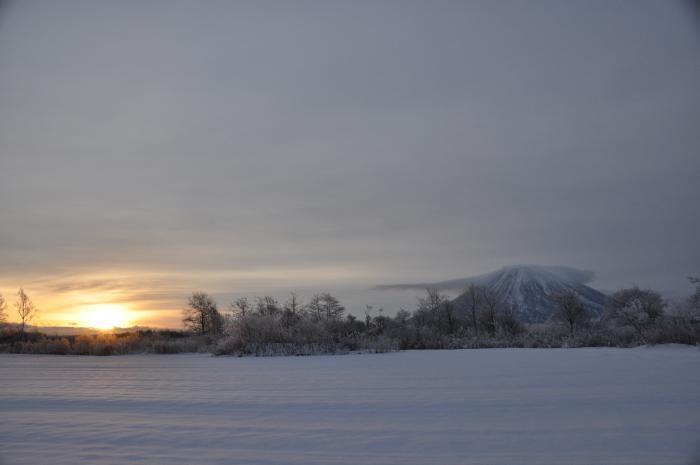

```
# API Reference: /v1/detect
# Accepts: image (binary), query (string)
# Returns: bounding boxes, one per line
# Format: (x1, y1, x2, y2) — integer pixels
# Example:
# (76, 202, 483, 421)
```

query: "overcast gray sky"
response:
(1, 0, 699, 326)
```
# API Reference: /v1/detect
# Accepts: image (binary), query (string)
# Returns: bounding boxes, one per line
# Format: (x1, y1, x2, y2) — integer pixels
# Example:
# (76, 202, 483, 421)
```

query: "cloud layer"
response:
(1, 1, 699, 324)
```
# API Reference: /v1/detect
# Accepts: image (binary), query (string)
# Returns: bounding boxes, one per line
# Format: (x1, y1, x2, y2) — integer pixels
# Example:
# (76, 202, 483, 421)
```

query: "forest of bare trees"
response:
(198, 277, 700, 355)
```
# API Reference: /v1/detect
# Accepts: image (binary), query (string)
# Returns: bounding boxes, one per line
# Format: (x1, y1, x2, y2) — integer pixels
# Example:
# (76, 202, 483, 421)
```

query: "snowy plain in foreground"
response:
(1, 347, 699, 465)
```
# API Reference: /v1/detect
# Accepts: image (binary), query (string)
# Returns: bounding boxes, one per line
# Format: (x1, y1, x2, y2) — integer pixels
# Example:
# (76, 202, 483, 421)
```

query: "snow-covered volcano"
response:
(377, 265, 607, 323)
(451, 265, 606, 323)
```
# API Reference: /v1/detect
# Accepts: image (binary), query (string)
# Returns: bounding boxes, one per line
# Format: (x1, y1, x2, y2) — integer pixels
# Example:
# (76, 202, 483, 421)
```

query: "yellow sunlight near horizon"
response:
(81, 303, 132, 330)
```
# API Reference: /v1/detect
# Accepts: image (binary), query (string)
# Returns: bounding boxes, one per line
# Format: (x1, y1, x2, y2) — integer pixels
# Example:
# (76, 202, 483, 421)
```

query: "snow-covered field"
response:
(1, 347, 699, 465)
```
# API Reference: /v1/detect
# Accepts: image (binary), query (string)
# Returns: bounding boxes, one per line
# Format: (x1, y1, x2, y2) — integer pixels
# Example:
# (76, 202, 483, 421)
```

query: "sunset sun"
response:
(82, 304, 131, 330)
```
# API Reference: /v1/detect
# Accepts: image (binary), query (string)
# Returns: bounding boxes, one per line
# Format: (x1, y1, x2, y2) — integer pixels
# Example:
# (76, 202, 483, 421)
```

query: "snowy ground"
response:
(1, 347, 699, 465)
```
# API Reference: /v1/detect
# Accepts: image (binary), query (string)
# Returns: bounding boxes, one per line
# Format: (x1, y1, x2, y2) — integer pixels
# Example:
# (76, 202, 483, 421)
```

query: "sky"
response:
(1, 0, 699, 328)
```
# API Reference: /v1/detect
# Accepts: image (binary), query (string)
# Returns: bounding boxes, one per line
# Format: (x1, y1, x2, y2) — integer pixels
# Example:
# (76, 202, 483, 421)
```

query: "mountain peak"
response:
(452, 265, 605, 323)
(375, 264, 606, 323)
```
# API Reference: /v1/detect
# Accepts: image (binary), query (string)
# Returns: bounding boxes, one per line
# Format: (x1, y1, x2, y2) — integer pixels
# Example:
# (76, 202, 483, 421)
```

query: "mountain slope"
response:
(378, 265, 607, 323)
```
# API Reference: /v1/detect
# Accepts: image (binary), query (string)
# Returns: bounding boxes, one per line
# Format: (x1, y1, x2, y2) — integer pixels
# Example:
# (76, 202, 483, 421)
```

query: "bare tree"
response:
(497, 304, 523, 337)
(416, 288, 444, 328)
(688, 277, 700, 317)
(550, 290, 590, 336)
(0, 293, 7, 326)
(15, 288, 36, 333)
(255, 296, 281, 316)
(229, 297, 250, 319)
(183, 292, 223, 335)
(415, 289, 458, 333)
(394, 308, 411, 326)
(364, 304, 373, 328)
(442, 300, 458, 334)
(480, 288, 503, 337)
(605, 287, 665, 343)
(282, 292, 303, 326)
(306, 293, 344, 321)
(462, 283, 482, 337)
(307, 294, 324, 320)
(419, 288, 445, 313)
(373, 308, 390, 334)
(320, 293, 345, 321)
(283, 292, 303, 316)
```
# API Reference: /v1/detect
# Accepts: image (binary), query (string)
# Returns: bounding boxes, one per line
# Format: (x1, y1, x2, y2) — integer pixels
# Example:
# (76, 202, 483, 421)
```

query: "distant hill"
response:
(377, 265, 607, 323)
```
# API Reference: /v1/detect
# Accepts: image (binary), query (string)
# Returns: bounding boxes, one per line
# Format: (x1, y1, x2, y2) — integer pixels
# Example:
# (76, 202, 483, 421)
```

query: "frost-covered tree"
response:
(688, 277, 700, 317)
(282, 293, 303, 326)
(605, 287, 665, 343)
(229, 297, 250, 319)
(15, 288, 37, 333)
(307, 294, 324, 320)
(669, 277, 700, 328)
(496, 304, 523, 337)
(418, 288, 445, 314)
(415, 288, 446, 329)
(442, 300, 458, 334)
(550, 290, 590, 336)
(183, 292, 223, 335)
(415, 289, 460, 333)
(364, 304, 374, 328)
(255, 296, 281, 316)
(320, 293, 345, 321)
(462, 283, 482, 337)
(283, 292, 303, 316)
(480, 288, 505, 337)
(306, 293, 344, 321)
(394, 309, 411, 326)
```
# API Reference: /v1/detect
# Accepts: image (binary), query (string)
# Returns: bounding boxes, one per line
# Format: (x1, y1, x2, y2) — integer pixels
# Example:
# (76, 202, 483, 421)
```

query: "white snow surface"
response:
(1, 347, 699, 465)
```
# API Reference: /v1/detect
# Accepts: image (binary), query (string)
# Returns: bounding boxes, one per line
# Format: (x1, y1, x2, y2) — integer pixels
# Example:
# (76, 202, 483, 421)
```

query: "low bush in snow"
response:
(0, 330, 213, 355)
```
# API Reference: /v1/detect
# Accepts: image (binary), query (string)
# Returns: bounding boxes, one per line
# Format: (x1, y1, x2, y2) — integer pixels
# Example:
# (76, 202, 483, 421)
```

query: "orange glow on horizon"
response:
(80, 303, 132, 330)
(0, 264, 377, 329)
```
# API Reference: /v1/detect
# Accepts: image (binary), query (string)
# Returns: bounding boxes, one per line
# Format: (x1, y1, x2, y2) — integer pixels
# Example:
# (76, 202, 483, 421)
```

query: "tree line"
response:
(2, 278, 699, 355)
(180, 278, 700, 355)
